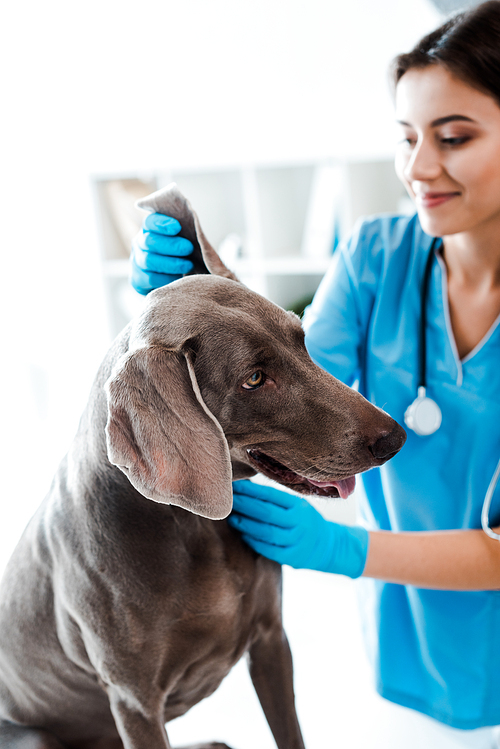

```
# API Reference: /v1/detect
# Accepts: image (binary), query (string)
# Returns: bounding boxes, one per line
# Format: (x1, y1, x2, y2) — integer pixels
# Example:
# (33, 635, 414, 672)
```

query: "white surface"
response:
(167, 568, 500, 749)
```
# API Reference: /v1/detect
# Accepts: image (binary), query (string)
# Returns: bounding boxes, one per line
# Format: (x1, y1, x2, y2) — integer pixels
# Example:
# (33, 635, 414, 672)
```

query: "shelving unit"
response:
(92, 159, 407, 339)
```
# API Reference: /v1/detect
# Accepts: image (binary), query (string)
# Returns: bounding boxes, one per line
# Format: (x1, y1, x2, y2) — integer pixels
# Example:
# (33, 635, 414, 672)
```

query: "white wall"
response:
(0, 0, 441, 745)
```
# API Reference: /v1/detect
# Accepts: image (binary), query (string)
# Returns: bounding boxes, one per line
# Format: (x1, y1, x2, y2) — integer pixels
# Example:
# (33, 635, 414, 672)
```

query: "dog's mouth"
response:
(247, 450, 356, 499)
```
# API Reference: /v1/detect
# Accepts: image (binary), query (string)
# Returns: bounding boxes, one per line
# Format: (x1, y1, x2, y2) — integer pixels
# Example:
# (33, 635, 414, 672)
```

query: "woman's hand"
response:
(131, 213, 194, 295)
(228, 480, 369, 578)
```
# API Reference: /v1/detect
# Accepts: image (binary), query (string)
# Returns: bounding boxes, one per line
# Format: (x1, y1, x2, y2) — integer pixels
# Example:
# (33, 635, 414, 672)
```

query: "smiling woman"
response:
(392, 11, 500, 364)
(394, 68, 500, 359)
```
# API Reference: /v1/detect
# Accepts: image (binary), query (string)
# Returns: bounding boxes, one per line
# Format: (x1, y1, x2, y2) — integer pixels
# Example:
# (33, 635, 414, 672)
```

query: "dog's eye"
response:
(242, 371, 265, 390)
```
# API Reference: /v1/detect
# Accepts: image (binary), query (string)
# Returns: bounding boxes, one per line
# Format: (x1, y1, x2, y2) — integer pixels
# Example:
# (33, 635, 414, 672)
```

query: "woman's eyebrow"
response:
(431, 114, 476, 126)
(396, 115, 476, 127)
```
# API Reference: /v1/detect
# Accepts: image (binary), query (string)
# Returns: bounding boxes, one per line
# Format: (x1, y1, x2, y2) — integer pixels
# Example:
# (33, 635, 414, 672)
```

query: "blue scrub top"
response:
(302, 213, 500, 729)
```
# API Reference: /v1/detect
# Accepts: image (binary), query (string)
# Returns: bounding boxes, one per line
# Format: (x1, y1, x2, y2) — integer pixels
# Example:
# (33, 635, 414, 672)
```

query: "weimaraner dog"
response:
(0, 185, 406, 749)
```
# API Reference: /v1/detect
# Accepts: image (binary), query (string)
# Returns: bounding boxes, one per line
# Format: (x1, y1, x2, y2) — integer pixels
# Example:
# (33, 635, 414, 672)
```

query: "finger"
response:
(139, 233, 194, 256)
(240, 535, 288, 565)
(228, 513, 295, 544)
(230, 494, 295, 528)
(134, 247, 194, 275)
(143, 213, 182, 235)
(229, 511, 304, 547)
(130, 265, 183, 295)
(232, 479, 298, 509)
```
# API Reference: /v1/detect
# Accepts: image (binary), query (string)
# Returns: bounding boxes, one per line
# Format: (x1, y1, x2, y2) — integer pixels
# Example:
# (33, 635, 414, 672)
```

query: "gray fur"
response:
(0, 185, 405, 749)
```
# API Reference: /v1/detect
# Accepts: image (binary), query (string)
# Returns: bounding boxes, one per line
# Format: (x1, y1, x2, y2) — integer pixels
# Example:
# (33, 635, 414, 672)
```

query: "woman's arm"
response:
(364, 527, 500, 590)
(229, 481, 500, 591)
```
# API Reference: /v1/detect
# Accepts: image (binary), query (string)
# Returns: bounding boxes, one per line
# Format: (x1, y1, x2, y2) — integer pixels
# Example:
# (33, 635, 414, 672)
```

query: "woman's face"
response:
(395, 65, 500, 239)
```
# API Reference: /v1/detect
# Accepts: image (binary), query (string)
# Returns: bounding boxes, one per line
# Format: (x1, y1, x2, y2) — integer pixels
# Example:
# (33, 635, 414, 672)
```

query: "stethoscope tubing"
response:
(408, 237, 500, 539)
(481, 458, 500, 541)
(418, 237, 439, 391)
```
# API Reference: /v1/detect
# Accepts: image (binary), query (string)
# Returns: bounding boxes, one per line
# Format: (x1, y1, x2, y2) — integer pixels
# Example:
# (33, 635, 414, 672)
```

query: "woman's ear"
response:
(104, 345, 233, 520)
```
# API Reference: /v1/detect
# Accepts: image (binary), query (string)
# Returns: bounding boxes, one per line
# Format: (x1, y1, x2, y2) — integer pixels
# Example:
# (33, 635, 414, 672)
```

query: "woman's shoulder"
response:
(349, 211, 428, 256)
(341, 212, 434, 284)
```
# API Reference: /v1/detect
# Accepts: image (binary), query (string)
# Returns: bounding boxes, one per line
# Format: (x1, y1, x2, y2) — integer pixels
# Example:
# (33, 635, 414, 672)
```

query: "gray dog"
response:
(0, 185, 406, 749)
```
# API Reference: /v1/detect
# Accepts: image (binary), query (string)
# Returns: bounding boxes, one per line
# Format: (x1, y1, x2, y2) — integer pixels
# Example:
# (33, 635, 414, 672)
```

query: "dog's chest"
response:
(154, 527, 282, 720)
(71, 510, 282, 723)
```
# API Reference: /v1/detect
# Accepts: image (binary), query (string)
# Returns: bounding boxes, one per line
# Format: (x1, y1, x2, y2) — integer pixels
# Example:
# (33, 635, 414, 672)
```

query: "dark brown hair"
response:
(391, 1, 500, 105)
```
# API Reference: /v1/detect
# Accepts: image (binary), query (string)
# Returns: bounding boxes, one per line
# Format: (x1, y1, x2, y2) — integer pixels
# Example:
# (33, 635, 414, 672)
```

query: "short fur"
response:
(0, 185, 405, 749)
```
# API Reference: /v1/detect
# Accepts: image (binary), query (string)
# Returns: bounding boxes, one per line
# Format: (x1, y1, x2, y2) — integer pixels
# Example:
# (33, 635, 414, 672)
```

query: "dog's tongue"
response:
(307, 475, 356, 499)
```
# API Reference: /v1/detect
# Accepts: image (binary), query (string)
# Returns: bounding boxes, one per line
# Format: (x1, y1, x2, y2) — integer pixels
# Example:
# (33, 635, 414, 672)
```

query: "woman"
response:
(131, 3, 500, 745)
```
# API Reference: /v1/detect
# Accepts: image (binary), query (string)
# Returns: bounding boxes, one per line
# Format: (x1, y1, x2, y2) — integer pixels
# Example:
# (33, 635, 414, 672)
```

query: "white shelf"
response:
(92, 160, 406, 337)
(232, 257, 331, 276)
(103, 256, 331, 279)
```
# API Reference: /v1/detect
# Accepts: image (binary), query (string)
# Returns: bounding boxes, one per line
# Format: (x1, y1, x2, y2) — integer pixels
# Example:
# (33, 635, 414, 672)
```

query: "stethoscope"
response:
(404, 237, 500, 540)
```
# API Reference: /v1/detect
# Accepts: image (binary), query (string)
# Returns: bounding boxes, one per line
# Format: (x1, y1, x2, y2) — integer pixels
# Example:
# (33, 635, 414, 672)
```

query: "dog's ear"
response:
(104, 345, 232, 520)
(136, 183, 239, 282)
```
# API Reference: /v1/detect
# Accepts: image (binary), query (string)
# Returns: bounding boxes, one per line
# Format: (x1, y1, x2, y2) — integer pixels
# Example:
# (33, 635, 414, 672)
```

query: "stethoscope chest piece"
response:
(404, 386, 442, 437)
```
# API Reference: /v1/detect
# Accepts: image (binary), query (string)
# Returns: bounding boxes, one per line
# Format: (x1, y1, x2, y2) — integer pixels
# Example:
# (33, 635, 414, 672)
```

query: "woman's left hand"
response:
(228, 480, 369, 578)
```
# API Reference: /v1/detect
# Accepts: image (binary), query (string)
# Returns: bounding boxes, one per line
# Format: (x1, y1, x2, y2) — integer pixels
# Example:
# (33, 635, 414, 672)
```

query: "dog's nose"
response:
(368, 423, 407, 462)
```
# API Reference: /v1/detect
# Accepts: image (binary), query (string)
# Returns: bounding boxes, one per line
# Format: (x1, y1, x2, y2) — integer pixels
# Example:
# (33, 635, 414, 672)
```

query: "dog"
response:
(0, 185, 406, 749)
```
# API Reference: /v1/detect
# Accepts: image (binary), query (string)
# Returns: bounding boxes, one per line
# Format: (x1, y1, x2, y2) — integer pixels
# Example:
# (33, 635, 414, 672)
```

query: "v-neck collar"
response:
(434, 249, 500, 387)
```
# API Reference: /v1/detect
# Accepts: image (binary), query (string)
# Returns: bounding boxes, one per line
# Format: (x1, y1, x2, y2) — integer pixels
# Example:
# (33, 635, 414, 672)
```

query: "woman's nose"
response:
(403, 140, 442, 184)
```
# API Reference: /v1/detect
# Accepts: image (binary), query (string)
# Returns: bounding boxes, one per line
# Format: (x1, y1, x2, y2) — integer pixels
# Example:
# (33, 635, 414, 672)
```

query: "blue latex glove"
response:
(131, 213, 195, 295)
(228, 480, 369, 578)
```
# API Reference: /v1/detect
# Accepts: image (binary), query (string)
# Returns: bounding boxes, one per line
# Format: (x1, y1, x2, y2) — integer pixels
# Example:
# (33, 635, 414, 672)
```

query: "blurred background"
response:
(0, 0, 480, 746)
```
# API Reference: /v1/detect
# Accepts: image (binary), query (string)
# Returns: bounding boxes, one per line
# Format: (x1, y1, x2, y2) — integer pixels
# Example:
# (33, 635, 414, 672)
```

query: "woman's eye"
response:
(441, 136, 470, 147)
(242, 371, 265, 390)
(397, 137, 416, 149)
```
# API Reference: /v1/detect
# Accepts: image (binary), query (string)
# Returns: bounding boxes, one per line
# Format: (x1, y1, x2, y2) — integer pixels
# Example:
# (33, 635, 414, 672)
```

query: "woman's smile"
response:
(414, 190, 461, 210)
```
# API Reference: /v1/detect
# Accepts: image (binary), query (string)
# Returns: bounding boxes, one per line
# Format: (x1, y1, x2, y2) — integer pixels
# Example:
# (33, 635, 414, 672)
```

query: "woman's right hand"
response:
(131, 213, 194, 295)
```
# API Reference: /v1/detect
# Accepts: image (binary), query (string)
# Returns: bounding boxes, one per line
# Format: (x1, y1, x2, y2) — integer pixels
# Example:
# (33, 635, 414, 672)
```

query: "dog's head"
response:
(104, 185, 406, 520)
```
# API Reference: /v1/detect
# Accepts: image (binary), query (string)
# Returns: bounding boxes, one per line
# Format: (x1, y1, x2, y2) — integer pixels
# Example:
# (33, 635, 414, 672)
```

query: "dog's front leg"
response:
(107, 689, 234, 749)
(107, 688, 170, 749)
(247, 626, 306, 749)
